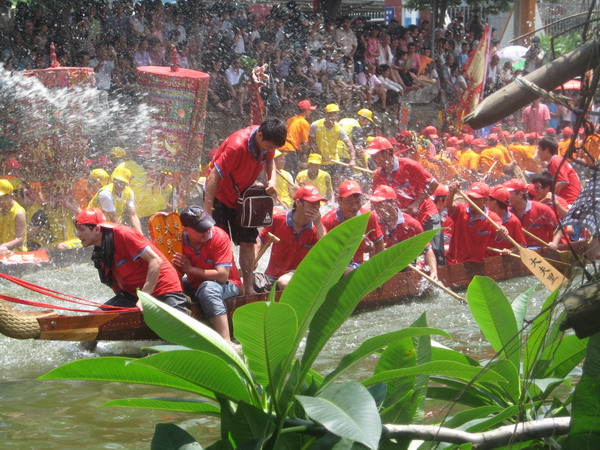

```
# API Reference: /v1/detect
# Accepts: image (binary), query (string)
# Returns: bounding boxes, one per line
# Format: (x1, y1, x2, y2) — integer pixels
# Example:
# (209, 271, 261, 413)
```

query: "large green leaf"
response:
(151, 423, 202, 450)
(431, 342, 480, 366)
(567, 333, 600, 447)
(130, 350, 254, 404)
(364, 361, 507, 391)
(321, 327, 448, 389)
(441, 405, 503, 429)
(512, 286, 535, 330)
(488, 359, 520, 404)
(410, 312, 433, 424)
(138, 292, 253, 385)
(39, 357, 214, 397)
(233, 301, 297, 389)
(229, 401, 274, 447)
(544, 334, 588, 379)
(427, 386, 492, 408)
(524, 289, 559, 377)
(103, 398, 220, 414)
(467, 277, 521, 372)
(301, 230, 437, 375)
(297, 381, 381, 450)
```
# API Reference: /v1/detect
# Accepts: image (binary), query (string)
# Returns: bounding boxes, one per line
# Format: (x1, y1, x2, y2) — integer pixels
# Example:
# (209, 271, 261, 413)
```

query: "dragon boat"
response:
(0, 247, 570, 342)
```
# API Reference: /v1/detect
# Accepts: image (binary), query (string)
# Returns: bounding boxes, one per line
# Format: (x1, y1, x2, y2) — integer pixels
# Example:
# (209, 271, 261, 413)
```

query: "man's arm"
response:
(204, 169, 220, 216)
(264, 156, 277, 196)
(424, 247, 438, 280)
(138, 246, 164, 294)
(173, 252, 230, 284)
(407, 179, 439, 216)
(127, 204, 143, 234)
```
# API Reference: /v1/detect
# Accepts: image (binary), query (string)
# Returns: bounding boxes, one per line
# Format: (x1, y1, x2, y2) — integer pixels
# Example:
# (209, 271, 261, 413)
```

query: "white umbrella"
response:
(495, 45, 528, 60)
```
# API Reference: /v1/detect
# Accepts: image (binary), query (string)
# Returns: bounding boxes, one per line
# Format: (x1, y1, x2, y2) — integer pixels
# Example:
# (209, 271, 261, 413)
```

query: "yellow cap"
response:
(307, 153, 323, 164)
(109, 146, 127, 159)
(366, 136, 375, 144)
(325, 103, 340, 113)
(274, 150, 285, 158)
(357, 108, 374, 123)
(89, 168, 109, 185)
(0, 179, 14, 196)
(112, 167, 132, 184)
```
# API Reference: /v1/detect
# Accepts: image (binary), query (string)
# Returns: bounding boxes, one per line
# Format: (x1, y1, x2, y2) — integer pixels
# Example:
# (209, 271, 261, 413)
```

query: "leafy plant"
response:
(40, 215, 445, 448)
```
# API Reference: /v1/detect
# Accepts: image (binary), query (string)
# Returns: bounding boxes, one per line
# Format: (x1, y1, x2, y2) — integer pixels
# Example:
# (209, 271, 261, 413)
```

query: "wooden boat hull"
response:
(0, 249, 569, 341)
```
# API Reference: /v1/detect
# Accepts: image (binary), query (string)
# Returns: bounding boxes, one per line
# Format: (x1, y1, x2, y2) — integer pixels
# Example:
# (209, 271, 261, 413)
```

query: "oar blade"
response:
(518, 246, 567, 291)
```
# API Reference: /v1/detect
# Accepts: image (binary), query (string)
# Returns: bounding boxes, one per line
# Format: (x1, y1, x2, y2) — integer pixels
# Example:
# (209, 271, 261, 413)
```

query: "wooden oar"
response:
(407, 264, 465, 302)
(481, 160, 498, 182)
(458, 191, 567, 291)
(254, 232, 280, 270)
(497, 126, 529, 183)
(333, 161, 374, 174)
(521, 228, 571, 257)
(276, 169, 297, 188)
(486, 247, 571, 267)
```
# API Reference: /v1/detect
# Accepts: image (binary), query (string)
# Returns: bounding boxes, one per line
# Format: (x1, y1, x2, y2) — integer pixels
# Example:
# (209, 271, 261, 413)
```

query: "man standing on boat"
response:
(75, 207, 189, 314)
(254, 185, 327, 293)
(204, 117, 287, 296)
(173, 206, 242, 346)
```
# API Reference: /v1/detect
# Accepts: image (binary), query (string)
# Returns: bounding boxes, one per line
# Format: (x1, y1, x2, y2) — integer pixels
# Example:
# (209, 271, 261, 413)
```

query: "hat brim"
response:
(370, 195, 393, 202)
(339, 190, 363, 198)
(302, 195, 327, 203)
(191, 217, 216, 233)
(364, 147, 388, 155)
(466, 191, 485, 198)
(112, 176, 130, 183)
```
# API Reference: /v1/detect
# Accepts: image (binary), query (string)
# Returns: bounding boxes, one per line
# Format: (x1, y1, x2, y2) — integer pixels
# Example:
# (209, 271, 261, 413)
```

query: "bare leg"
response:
(239, 242, 256, 295)
(210, 314, 232, 344)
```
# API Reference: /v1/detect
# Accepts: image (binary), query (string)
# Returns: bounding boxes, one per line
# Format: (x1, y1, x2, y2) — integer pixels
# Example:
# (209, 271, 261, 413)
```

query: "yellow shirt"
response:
(0, 200, 27, 251)
(479, 146, 509, 179)
(276, 169, 294, 208)
(509, 144, 539, 172)
(281, 115, 310, 152)
(45, 206, 81, 248)
(458, 150, 480, 181)
(295, 169, 332, 199)
(336, 117, 361, 159)
(310, 119, 344, 163)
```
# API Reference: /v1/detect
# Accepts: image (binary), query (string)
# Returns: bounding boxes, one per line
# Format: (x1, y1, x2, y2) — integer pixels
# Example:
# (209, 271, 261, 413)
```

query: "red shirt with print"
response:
(488, 210, 527, 251)
(372, 157, 438, 223)
(182, 226, 241, 289)
(547, 155, 581, 205)
(510, 200, 558, 247)
(447, 202, 502, 264)
(101, 224, 182, 296)
(321, 209, 383, 263)
(380, 210, 429, 250)
(259, 210, 320, 278)
(209, 126, 274, 208)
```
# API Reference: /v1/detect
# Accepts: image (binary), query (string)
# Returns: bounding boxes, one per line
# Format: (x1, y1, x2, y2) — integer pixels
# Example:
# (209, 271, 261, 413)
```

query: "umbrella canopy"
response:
(496, 45, 528, 60)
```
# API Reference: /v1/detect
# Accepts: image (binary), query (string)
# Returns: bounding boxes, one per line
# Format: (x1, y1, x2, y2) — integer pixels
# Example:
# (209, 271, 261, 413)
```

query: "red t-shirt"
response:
(447, 202, 502, 264)
(488, 210, 527, 251)
(372, 157, 438, 223)
(209, 126, 274, 208)
(547, 155, 581, 205)
(321, 208, 383, 263)
(380, 210, 429, 250)
(182, 226, 242, 289)
(259, 210, 320, 278)
(101, 224, 182, 297)
(510, 200, 558, 247)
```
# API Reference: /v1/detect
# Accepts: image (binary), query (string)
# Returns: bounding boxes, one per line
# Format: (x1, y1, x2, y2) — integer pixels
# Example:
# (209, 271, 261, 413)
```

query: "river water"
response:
(0, 259, 552, 449)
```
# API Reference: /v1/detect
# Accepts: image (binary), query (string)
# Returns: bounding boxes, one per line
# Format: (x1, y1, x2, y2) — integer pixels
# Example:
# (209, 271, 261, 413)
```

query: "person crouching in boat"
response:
(0, 179, 27, 254)
(173, 206, 242, 346)
(75, 207, 189, 314)
(369, 184, 438, 280)
(321, 180, 384, 275)
(253, 185, 327, 293)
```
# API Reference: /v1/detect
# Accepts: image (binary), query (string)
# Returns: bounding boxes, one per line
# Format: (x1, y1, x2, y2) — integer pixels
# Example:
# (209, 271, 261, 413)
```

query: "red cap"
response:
(490, 126, 501, 133)
(546, 128, 556, 134)
(433, 185, 449, 197)
(370, 185, 397, 202)
(471, 138, 487, 147)
(338, 179, 363, 197)
(487, 133, 499, 142)
(422, 125, 438, 136)
(489, 185, 510, 204)
(364, 136, 393, 155)
(562, 126, 573, 136)
(502, 130, 511, 138)
(466, 182, 490, 198)
(3, 158, 20, 169)
(76, 207, 106, 225)
(298, 99, 316, 110)
(527, 183, 538, 199)
(504, 178, 528, 192)
(294, 185, 327, 202)
(447, 136, 463, 146)
(513, 130, 525, 140)
(462, 134, 474, 144)
(526, 132, 540, 140)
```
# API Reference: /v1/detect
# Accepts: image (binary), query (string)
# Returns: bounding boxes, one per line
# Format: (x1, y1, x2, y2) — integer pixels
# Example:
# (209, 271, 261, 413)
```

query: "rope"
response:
(0, 273, 137, 312)
(0, 294, 132, 314)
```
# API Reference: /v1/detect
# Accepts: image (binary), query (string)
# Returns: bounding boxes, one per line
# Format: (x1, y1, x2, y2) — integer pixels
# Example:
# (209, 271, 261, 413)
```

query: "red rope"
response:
(0, 273, 137, 312)
(0, 294, 134, 313)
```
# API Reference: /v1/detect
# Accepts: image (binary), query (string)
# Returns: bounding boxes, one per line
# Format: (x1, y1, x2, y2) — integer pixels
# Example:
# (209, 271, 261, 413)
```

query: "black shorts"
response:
(102, 291, 191, 314)
(212, 197, 259, 245)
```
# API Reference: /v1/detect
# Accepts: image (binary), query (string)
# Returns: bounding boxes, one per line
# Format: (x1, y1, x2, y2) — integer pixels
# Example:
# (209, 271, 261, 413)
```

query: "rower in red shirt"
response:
(365, 136, 445, 266)
(505, 178, 559, 247)
(321, 179, 384, 274)
(530, 171, 569, 218)
(537, 136, 581, 205)
(486, 185, 526, 253)
(444, 182, 504, 264)
(254, 185, 326, 292)
(370, 185, 438, 280)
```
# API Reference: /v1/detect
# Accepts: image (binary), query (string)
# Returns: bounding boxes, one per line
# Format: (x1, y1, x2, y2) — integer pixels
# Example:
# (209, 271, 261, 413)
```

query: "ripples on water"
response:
(0, 262, 550, 448)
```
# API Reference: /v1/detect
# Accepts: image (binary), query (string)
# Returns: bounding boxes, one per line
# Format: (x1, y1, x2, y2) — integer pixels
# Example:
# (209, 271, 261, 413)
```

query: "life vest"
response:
(314, 119, 341, 163)
(88, 183, 134, 223)
(336, 118, 361, 159)
(0, 200, 27, 251)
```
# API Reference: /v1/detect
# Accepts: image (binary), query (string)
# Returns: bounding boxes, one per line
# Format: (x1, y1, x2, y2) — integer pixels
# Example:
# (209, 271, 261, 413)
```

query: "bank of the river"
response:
(0, 259, 551, 448)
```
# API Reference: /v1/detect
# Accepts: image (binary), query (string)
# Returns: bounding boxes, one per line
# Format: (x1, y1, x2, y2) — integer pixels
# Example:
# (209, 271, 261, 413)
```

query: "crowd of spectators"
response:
(0, 1, 540, 117)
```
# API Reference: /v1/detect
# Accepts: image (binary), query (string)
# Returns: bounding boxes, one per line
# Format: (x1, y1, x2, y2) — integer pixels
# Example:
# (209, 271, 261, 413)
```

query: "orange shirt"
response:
(280, 114, 310, 152)
(582, 134, 600, 162)
(71, 178, 94, 210)
(509, 144, 539, 172)
(458, 149, 480, 181)
(479, 146, 509, 179)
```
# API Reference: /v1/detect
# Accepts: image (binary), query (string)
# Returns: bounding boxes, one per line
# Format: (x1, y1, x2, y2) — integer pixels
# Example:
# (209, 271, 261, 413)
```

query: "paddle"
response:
(276, 169, 298, 188)
(486, 246, 572, 267)
(333, 161, 375, 174)
(497, 126, 528, 183)
(407, 264, 465, 303)
(0, 250, 50, 265)
(481, 160, 498, 182)
(458, 191, 567, 291)
(254, 232, 280, 270)
(148, 211, 184, 277)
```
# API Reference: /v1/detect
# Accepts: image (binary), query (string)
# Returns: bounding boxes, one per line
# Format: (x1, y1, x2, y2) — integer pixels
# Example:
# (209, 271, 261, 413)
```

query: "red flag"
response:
(457, 26, 491, 126)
